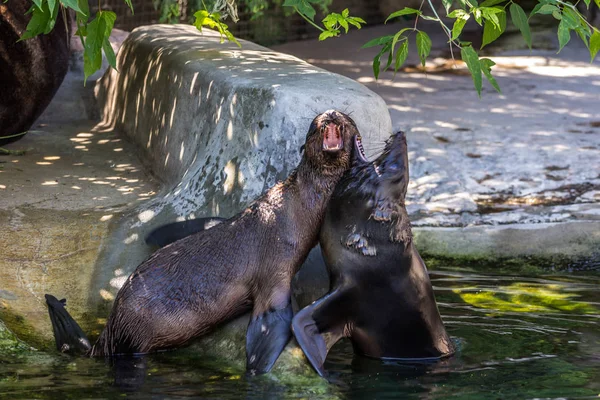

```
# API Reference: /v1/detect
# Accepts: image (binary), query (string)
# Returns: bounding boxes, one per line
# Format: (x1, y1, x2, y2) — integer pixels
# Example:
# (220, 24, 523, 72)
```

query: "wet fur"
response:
(292, 132, 454, 377)
(89, 111, 358, 357)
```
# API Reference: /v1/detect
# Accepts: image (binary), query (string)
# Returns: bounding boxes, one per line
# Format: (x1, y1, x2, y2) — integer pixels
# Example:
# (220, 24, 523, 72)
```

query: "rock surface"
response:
(96, 24, 392, 220)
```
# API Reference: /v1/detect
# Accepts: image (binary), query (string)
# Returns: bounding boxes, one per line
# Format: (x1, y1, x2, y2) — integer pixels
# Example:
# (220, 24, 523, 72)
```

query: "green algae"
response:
(0, 320, 34, 361)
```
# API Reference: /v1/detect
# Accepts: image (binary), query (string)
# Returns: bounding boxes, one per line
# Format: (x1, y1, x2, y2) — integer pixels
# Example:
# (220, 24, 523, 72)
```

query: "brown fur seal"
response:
(0, 1, 70, 145)
(46, 110, 359, 374)
(292, 131, 454, 377)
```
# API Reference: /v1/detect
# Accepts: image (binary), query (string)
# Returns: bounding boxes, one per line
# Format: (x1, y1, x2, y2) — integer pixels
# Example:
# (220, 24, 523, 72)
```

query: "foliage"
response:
(193, 10, 240, 46)
(19, 0, 129, 83)
(18, 0, 600, 94)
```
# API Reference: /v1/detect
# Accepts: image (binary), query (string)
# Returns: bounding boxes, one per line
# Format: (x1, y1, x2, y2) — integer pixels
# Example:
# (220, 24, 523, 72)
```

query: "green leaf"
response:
(455, 0, 468, 9)
(342, 8, 349, 18)
(322, 14, 337, 30)
(448, 9, 469, 19)
(481, 10, 506, 48)
(103, 40, 117, 69)
(561, 8, 582, 30)
(452, 16, 469, 40)
(441, 0, 453, 13)
(32, 0, 42, 9)
(59, 0, 83, 13)
(102, 10, 117, 29)
(552, 10, 562, 20)
(48, 0, 57, 16)
(45, 0, 59, 34)
(346, 16, 366, 29)
(395, 40, 409, 73)
(531, 4, 558, 16)
(576, 28, 589, 49)
(473, 7, 483, 25)
(362, 35, 393, 48)
(20, 2, 52, 40)
(193, 10, 212, 30)
(77, 0, 89, 19)
(390, 27, 410, 55)
(595, 0, 600, 9)
(319, 30, 338, 40)
(509, 3, 531, 49)
(83, 13, 107, 83)
(373, 45, 390, 80)
(385, 45, 394, 71)
(479, 0, 506, 6)
(416, 31, 432, 67)
(557, 19, 571, 52)
(591, 29, 600, 62)
(124, 0, 134, 13)
(339, 19, 349, 33)
(481, 7, 502, 29)
(480, 58, 501, 93)
(283, 0, 316, 21)
(583, 0, 590, 7)
(385, 7, 422, 23)
(589, 28, 600, 60)
(461, 45, 482, 96)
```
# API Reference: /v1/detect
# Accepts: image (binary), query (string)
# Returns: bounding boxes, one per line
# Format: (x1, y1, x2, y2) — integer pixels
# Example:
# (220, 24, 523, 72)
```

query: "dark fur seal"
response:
(0, 1, 70, 145)
(46, 110, 359, 374)
(292, 131, 454, 377)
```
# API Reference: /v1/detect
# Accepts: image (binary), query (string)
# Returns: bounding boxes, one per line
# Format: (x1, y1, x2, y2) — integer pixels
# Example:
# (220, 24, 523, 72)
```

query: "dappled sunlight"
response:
(0, 122, 158, 211)
(298, 36, 600, 224)
(96, 24, 371, 217)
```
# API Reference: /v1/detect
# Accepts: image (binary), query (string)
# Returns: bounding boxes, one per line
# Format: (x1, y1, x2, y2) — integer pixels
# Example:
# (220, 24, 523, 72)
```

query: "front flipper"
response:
(292, 288, 354, 377)
(45, 294, 92, 354)
(245, 302, 293, 375)
(145, 217, 226, 247)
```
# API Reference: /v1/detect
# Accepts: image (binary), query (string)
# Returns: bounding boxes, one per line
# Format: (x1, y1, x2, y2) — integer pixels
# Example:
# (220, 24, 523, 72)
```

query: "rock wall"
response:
(95, 24, 392, 221)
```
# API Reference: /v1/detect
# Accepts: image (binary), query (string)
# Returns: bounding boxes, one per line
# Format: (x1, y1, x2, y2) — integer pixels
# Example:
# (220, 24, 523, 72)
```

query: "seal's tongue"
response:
(323, 123, 343, 152)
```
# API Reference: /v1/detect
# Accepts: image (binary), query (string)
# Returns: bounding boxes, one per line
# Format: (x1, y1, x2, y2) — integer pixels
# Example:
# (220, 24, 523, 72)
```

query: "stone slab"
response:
(95, 24, 392, 219)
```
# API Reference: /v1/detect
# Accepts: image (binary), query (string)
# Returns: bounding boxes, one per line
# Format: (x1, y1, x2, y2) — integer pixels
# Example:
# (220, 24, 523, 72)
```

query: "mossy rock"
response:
(0, 320, 35, 362)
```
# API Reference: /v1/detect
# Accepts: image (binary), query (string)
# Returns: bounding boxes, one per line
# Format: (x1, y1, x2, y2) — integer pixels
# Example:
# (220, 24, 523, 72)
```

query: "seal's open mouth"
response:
(322, 123, 343, 152)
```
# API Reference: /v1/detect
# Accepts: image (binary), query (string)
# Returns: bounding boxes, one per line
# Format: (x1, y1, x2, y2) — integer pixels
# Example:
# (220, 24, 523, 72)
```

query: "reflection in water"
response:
(1, 266, 599, 399)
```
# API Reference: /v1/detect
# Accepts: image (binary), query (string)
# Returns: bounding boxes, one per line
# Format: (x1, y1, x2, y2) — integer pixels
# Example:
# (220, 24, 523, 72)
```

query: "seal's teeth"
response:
(374, 165, 382, 176)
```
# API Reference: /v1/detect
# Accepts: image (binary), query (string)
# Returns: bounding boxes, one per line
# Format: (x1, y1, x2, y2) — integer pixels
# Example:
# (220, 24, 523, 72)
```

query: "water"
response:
(1, 264, 599, 399)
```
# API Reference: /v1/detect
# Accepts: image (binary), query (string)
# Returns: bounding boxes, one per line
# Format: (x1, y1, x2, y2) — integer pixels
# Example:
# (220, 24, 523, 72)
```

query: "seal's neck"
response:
(295, 157, 347, 210)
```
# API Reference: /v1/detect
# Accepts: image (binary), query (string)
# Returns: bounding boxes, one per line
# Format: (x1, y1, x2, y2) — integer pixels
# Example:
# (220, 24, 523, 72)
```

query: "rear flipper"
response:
(246, 301, 293, 375)
(145, 217, 226, 247)
(45, 294, 92, 354)
(292, 288, 354, 377)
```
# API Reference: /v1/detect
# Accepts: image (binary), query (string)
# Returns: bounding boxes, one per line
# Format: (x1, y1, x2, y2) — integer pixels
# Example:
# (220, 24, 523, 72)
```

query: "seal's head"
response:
(322, 130, 412, 257)
(372, 131, 410, 212)
(336, 131, 409, 215)
(301, 110, 358, 177)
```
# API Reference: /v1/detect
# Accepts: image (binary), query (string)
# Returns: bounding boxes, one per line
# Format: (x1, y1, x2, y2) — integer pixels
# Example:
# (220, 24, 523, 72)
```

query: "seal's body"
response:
(292, 132, 454, 377)
(46, 110, 358, 374)
(0, 1, 70, 145)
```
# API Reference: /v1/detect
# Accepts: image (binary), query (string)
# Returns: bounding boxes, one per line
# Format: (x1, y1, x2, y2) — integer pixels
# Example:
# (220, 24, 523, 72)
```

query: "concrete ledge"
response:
(95, 24, 392, 218)
(413, 221, 600, 269)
